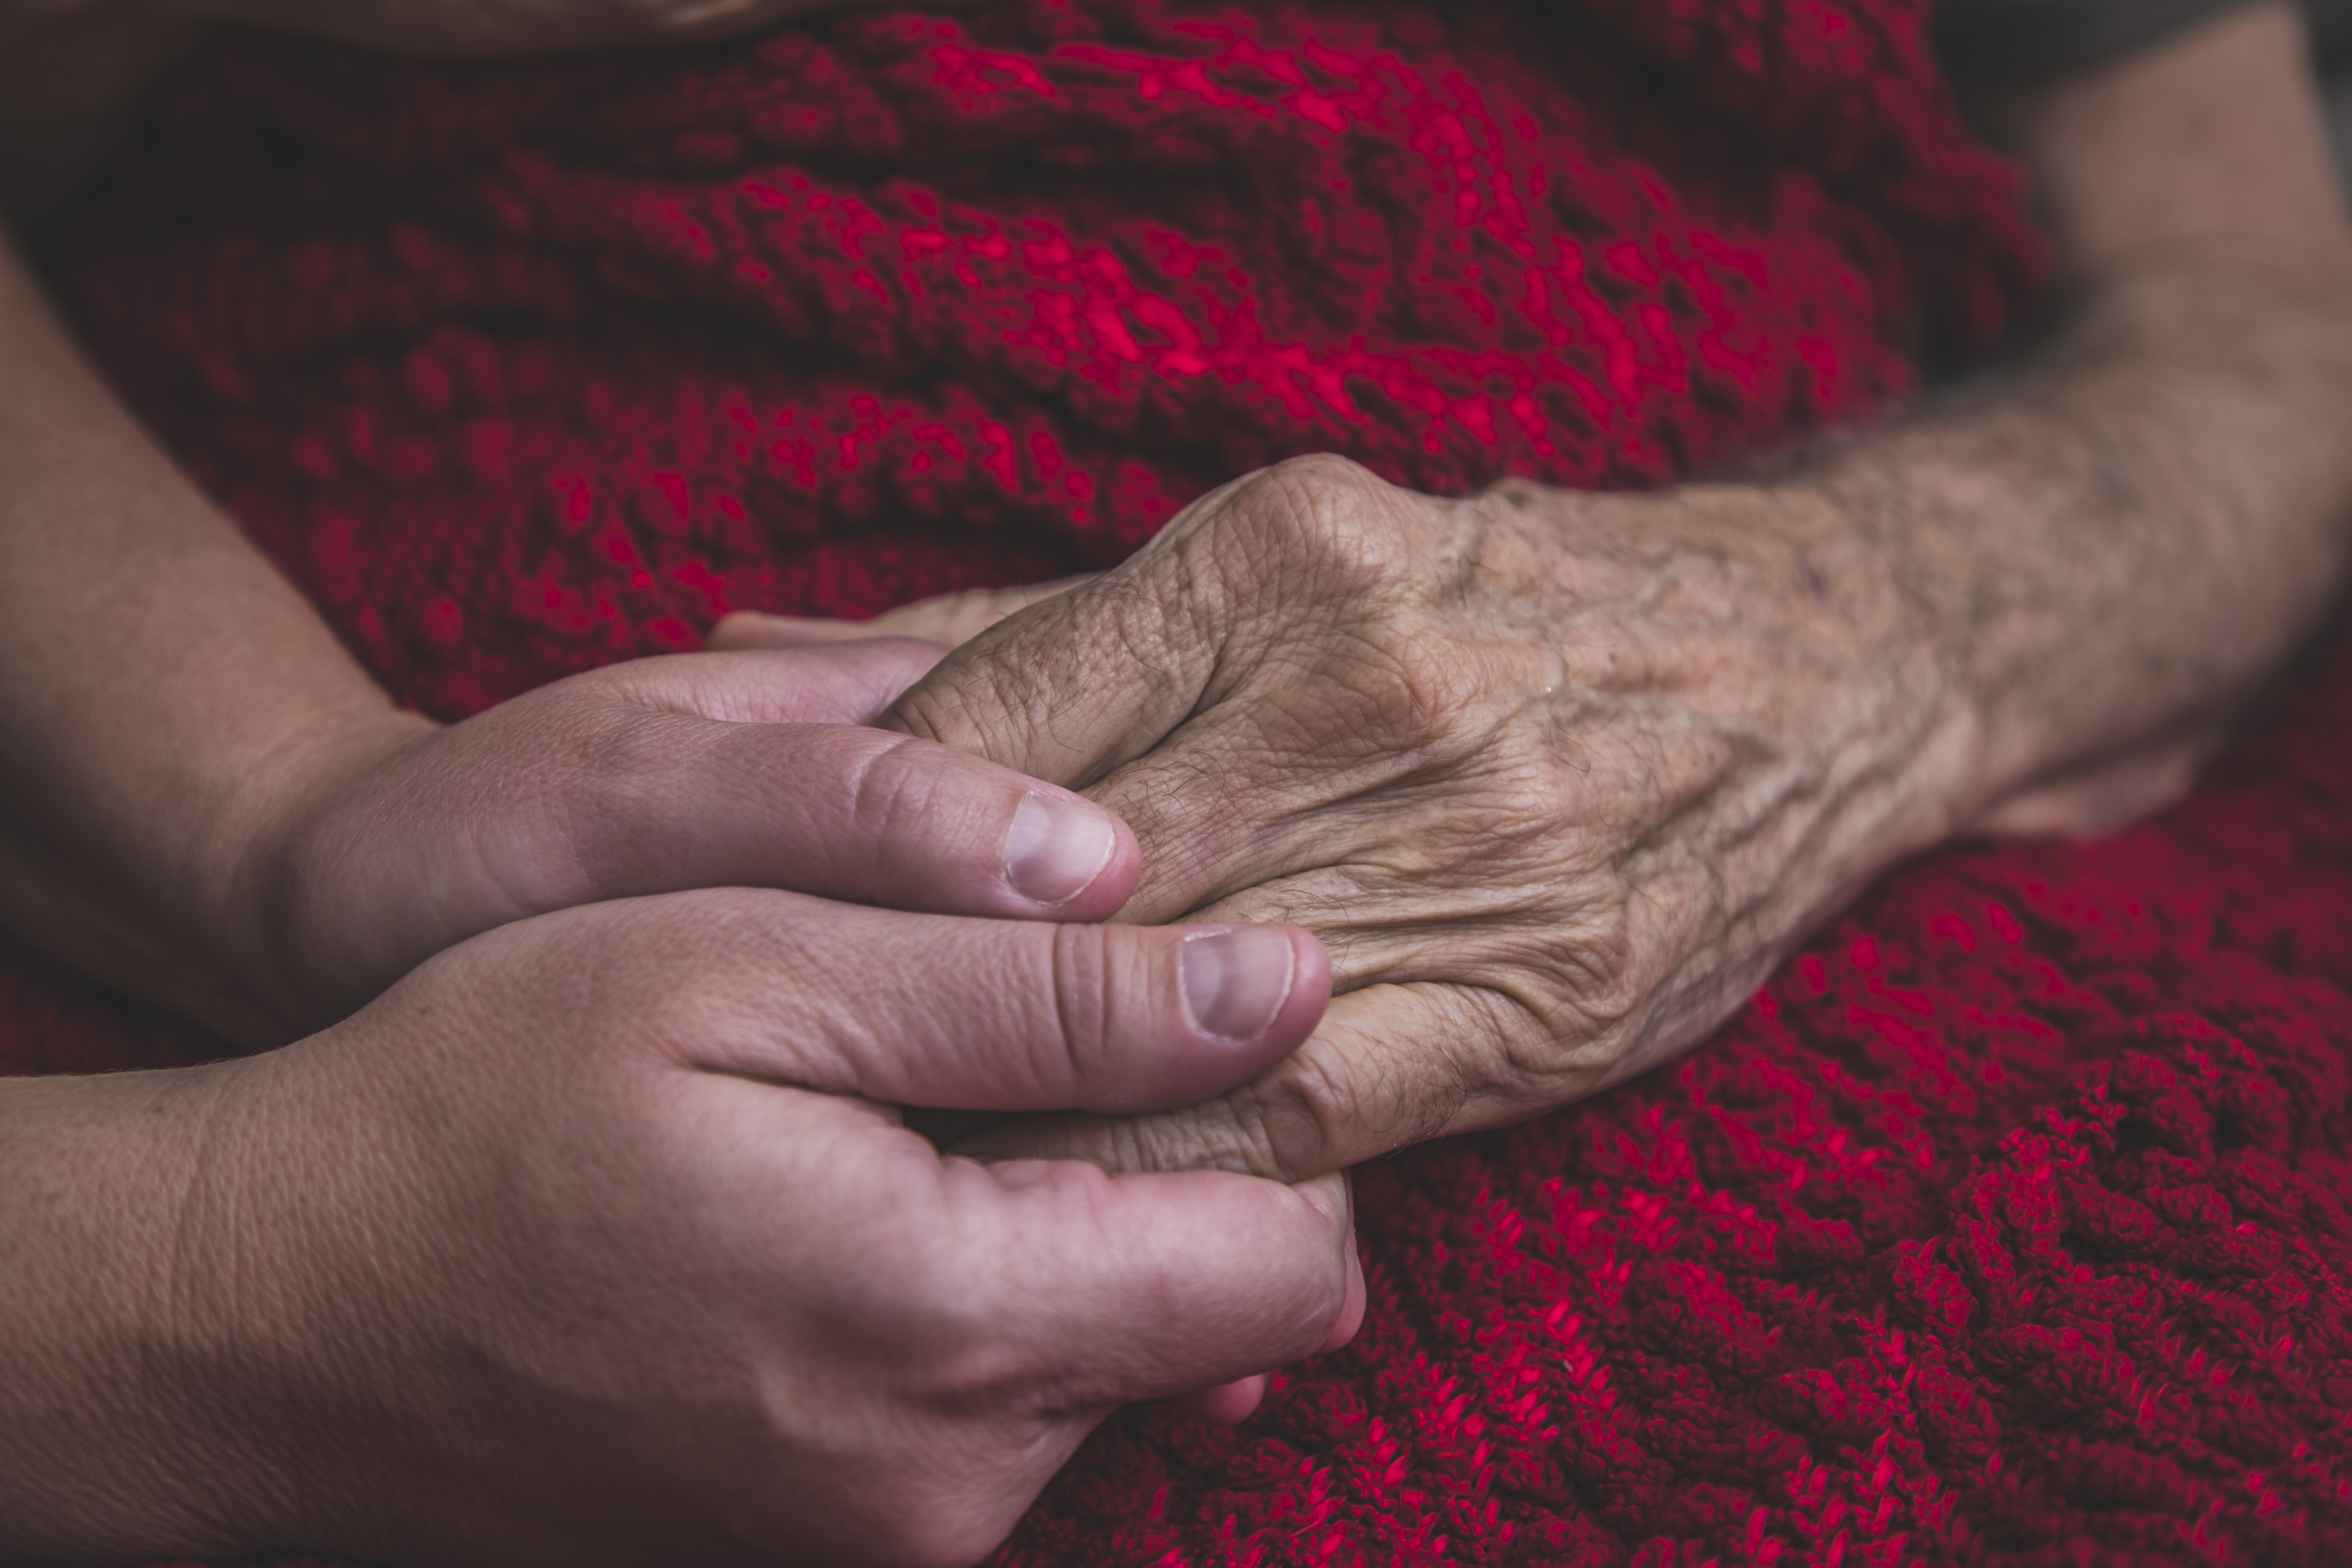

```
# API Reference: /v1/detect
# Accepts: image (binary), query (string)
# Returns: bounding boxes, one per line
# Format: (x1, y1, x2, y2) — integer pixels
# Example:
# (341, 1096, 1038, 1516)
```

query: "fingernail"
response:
(1004, 795, 1116, 905)
(1180, 925, 1298, 1040)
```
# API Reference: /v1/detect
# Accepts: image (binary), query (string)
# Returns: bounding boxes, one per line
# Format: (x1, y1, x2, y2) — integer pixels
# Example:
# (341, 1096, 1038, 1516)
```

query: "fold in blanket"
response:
(13, 0, 2351, 1562)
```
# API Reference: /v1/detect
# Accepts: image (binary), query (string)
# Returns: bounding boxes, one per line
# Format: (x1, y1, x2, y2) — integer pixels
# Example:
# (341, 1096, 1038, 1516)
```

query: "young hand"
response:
(165, 638, 1145, 1044)
(0, 883, 1355, 1566)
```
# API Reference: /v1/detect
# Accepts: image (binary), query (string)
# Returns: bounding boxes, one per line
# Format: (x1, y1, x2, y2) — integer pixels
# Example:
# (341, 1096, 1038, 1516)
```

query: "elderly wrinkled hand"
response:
(884, 454, 2034, 1180)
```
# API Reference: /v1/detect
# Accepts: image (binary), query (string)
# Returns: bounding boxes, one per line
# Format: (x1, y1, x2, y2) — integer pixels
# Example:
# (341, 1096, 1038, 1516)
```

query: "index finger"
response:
(946, 980, 1581, 1179)
(591, 888, 1333, 1116)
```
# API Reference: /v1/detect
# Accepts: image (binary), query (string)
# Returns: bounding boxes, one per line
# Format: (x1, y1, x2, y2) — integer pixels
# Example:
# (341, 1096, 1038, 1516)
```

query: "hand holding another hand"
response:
(883, 456, 2007, 1180)
(4, 873, 1355, 1566)
(91, 638, 1135, 1044)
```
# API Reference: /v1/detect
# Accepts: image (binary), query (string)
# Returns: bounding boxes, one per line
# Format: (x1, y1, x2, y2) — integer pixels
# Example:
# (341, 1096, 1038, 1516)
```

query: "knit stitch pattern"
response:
(15, 1, 2349, 1563)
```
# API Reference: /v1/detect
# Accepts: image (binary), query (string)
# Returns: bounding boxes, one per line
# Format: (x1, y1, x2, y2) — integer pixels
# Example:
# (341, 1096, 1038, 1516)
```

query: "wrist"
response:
(187, 702, 442, 1043)
(0, 693, 437, 1048)
(1802, 260, 2352, 838)
(1733, 474, 2006, 839)
(1511, 474, 1996, 858)
(0, 220, 431, 1044)
(0, 1064, 298, 1559)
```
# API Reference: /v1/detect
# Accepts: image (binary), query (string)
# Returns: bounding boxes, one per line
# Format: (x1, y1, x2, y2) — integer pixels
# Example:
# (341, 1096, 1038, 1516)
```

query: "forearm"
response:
(1832, 1, 2352, 826)
(1819, 252, 2352, 826)
(0, 224, 426, 1036)
(1465, 5, 2352, 1062)
(1470, 247, 2352, 944)
(0, 1067, 274, 1559)
(1578, 1, 2352, 851)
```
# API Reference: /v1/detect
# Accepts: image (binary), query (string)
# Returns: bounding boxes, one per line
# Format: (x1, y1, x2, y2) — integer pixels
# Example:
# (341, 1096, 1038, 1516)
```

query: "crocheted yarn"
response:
(14, 0, 2350, 1562)
(38, 0, 2038, 718)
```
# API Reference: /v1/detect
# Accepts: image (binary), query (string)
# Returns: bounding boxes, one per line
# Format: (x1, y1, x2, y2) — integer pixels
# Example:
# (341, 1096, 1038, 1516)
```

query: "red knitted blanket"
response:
(18, 1, 2352, 1562)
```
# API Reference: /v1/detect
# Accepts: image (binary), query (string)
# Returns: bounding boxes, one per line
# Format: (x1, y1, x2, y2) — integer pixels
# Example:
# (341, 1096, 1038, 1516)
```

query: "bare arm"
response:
(0, 220, 433, 1036)
(884, 2, 2352, 1178)
(2, 0, 1140, 1047)
(2, 16, 1341, 1555)
(0, 226, 1341, 1543)
(1852, 0, 2352, 834)
(0, 880, 1353, 1562)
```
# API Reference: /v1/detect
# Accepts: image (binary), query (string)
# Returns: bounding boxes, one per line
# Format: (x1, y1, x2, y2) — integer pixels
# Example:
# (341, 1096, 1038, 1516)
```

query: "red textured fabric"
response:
(14, 0, 2352, 1562)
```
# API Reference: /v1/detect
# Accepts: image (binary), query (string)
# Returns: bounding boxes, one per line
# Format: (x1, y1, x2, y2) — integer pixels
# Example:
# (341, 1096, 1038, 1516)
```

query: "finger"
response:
(597, 641, 949, 726)
(358, 662, 1149, 941)
(704, 611, 923, 651)
(947, 980, 1559, 1178)
(1313, 1170, 1367, 1356)
(881, 463, 1465, 924)
(587, 647, 1148, 918)
(883, 492, 1242, 788)
(1154, 1185, 1364, 1401)
(862, 577, 1103, 646)
(1059, 612, 1568, 928)
(1080, 703, 1428, 925)
(1168, 1375, 1268, 1425)
(1330, 1209, 1367, 1352)
(684, 642, 1441, 933)
(718, 578, 1103, 655)
(949, 1161, 1354, 1410)
(665, 891, 1333, 1114)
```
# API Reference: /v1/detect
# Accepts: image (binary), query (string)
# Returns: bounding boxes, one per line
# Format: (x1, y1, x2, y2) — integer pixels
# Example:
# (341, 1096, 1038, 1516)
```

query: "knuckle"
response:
(1233, 453, 1421, 585)
(1536, 913, 1644, 1031)
(843, 734, 959, 855)
(883, 1267, 1076, 1424)
(1258, 451, 1392, 514)
(899, 1308, 1024, 1412)
(1040, 924, 1116, 1098)
(566, 710, 687, 853)
(1112, 1065, 1359, 1180)
(1477, 912, 1652, 1091)
(1219, 1086, 1340, 1180)
(822, 1223, 1007, 1377)
(1265, 1035, 1454, 1169)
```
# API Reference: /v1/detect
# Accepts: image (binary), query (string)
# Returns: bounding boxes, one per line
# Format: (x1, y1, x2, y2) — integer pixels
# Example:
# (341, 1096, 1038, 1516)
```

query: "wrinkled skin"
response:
(869, 454, 2180, 1180)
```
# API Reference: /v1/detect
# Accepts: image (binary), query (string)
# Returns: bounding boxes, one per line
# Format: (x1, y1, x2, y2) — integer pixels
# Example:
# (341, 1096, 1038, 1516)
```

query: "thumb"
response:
(883, 523, 1230, 792)
(308, 651, 1148, 956)
(674, 891, 1332, 1115)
